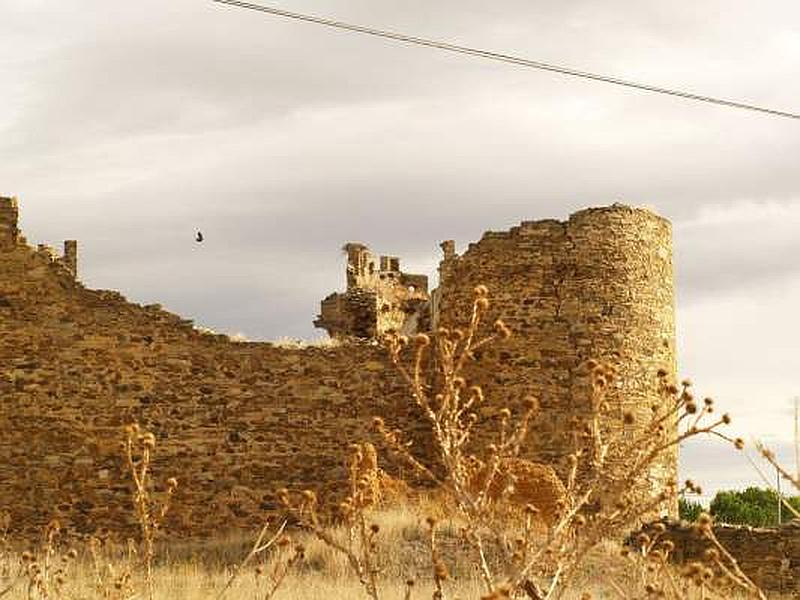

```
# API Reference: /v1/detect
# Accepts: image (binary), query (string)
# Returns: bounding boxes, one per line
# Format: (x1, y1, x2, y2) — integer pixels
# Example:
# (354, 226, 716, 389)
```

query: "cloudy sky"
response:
(2, 0, 799, 500)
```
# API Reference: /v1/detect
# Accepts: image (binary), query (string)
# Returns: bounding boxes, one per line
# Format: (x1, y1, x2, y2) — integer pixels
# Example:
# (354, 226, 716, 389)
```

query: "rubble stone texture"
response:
(315, 242, 429, 339)
(648, 520, 800, 593)
(0, 196, 676, 539)
(434, 205, 678, 512)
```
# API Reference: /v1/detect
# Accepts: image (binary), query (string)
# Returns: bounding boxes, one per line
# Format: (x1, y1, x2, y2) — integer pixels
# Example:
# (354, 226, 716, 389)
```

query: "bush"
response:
(679, 497, 704, 522)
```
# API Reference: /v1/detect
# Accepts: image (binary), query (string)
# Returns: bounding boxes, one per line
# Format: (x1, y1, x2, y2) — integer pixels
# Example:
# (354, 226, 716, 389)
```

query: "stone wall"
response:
(0, 197, 677, 538)
(0, 210, 436, 537)
(644, 520, 800, 593)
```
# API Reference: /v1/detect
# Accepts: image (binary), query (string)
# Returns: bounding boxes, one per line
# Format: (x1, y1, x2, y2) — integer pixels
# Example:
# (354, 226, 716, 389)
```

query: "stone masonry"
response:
(434, 206, 677, 510)
(0, 195, 676, 538)
(640, 519, 800, 593)
(315, 243, 429, 339)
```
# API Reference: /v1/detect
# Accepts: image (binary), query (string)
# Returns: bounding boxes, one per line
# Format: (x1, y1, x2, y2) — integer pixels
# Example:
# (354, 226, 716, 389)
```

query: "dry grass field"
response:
(1, 505, 792, 599)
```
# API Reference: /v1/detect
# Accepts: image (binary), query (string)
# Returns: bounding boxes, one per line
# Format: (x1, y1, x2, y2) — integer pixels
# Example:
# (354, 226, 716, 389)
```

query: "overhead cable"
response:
(212, 0, 800, 121)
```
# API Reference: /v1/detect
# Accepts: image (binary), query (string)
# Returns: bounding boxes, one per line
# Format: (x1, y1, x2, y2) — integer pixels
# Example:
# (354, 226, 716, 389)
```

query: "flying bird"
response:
(196, 231, 204, 243)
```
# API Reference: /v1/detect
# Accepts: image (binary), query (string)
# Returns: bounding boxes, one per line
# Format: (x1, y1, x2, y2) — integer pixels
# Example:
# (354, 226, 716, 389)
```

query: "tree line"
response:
(680, 487, 800, 527)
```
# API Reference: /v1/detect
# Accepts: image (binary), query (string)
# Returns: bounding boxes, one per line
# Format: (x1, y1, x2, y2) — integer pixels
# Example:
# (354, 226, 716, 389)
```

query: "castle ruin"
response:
(314, 243, 430, 339)
(0, 195, 676, 537)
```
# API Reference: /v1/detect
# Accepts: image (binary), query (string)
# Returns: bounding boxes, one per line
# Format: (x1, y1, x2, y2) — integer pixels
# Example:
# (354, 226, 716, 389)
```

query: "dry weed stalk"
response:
(624, 514, 765, 600)
(278, 442, 385, 600)
(425, 517, 448, 599)
(123, 423, 177, 600)
(748, 441, 800, 521)
(379, 286, 755, 599)
(87, 537, 137, 600)
(252, 534, 306, 600)
(216, 518, 299, 600)
(0, 511, 19, 599)
(545, 370, 752, 597)
(0, 519, 79, 600)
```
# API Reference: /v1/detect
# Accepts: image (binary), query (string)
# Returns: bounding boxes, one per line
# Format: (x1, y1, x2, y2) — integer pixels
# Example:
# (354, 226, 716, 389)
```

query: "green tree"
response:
(709, 487, 800, 527)
(679, 497, 704, 522)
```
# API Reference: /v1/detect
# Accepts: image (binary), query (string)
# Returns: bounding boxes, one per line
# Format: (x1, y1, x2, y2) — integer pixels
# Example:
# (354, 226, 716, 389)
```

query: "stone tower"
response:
(63, 240, 78, 278)
(0, 197, 19, 250)
(315, 243, 430, 339)
(434, 204, 677, 513)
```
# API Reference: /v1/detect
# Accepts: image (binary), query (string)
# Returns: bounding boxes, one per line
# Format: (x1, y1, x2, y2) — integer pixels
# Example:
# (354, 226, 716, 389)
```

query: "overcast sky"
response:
(2, 0, 799, 501)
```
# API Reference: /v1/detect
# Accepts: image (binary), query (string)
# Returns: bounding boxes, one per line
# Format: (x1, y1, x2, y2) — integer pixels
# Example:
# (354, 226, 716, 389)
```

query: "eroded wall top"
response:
(0, 199, 431, 537)
(314, 242, 430, 339)
(0, 195, 78, 277)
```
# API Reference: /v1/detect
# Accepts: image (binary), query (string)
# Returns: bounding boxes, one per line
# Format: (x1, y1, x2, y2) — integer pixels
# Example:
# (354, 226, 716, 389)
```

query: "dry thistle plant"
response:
(749, 441, 800, 521)
(0, 519, 79, 600)
(86, 536, 137, 600)
(547, 369, 753, 597)
(377, 285, 755, 599)
(278, 442, 386, 600)
(0, 511, 17, 598)
(251, 534, 306, 600)
(623, 515, 765, 600)
(215, 518, 306, 600)
(425, 516, 449, 600)
(123, 422, 177, 600)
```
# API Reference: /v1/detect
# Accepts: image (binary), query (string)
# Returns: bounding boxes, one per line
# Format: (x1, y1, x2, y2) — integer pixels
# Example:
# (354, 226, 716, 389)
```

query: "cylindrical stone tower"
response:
(435, 204, 676, 514)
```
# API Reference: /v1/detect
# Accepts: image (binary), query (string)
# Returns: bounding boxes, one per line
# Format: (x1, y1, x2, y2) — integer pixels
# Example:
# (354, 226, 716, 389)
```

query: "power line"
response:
(212, 0, 800, 121)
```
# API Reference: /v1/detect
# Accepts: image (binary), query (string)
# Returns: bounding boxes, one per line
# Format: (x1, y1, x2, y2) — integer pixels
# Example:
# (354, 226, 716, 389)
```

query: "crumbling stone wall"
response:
(0, 196, 677, 538)
(644, 520, 800, 593)
(0, 238, 431, 536)
(315, 242, 429, 338)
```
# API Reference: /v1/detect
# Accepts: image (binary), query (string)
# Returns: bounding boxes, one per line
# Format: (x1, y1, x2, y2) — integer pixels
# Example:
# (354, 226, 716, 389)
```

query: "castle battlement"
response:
(0, 197, 78, 278)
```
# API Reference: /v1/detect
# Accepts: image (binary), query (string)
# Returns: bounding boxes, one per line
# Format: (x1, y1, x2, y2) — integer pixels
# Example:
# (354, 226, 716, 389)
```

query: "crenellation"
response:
(439, 240, 456, 259)
(37, 243, 58, 261)
(379, 255, 401, 272)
